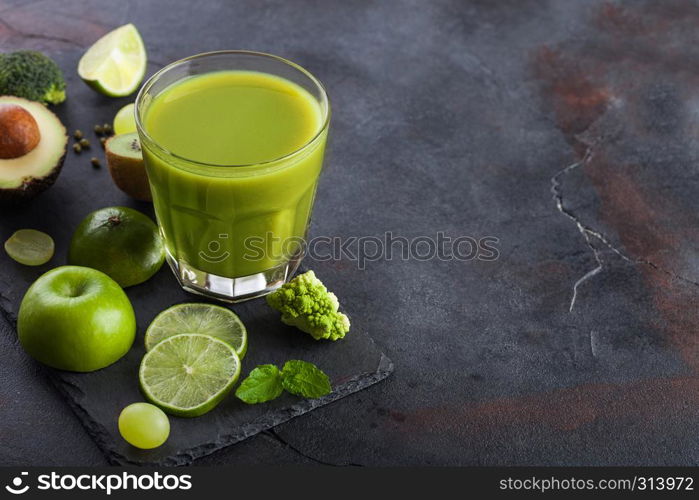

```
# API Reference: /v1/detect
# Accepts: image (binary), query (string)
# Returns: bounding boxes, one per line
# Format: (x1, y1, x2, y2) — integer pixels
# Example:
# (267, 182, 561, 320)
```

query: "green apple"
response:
(17, 266, 136, 372)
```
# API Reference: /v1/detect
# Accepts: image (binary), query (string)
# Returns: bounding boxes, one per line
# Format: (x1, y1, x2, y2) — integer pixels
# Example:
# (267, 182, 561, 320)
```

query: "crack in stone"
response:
(551, 147, 699, 312)
(589, 330, 599, 358)
(263, 429, 363, 467)
(551, 148, 605, 312)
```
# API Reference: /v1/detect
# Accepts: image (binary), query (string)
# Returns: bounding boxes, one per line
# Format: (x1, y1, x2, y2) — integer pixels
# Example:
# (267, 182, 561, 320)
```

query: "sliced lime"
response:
(78, 24, 147, 97)
(145, 303, 247, 358)
(113, 102, 136, 135)
(139, 333, 241, 417)
(4, 229, 54, 266)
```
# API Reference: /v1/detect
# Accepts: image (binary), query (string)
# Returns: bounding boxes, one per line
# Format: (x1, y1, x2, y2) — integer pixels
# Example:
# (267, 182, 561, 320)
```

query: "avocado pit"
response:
(0, 103, 41, 159)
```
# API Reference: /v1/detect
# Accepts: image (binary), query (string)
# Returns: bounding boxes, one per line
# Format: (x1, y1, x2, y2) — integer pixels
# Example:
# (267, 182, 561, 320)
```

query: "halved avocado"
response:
(0, 96, 67, 204)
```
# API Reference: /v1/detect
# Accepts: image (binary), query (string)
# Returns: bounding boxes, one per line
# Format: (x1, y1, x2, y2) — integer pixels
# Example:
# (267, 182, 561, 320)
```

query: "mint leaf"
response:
(281, 360, 332, 399)
(235, 364, 284, 404)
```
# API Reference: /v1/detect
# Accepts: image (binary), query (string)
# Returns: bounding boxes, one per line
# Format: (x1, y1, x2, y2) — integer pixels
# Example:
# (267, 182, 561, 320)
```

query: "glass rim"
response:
(134, 49, 330, 169)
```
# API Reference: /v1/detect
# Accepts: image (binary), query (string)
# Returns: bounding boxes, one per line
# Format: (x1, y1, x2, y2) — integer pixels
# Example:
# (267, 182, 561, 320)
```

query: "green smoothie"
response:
(141, 70, 327, 279)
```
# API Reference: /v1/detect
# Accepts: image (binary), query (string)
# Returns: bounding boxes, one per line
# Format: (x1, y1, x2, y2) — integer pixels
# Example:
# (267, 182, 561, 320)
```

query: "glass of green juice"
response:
(135, 51, 330, 301)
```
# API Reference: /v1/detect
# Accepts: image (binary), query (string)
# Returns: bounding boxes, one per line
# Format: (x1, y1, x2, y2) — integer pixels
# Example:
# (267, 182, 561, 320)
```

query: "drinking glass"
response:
(135, 51, 330, 302)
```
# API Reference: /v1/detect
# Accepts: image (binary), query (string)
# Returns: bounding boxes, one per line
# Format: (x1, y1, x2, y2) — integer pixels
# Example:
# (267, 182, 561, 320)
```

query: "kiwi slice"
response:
(105, 132, 151, 201)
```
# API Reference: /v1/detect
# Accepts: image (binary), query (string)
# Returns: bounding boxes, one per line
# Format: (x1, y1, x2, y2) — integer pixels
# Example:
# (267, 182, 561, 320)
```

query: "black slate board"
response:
(0, 268, 391, 465)
(0, 55, 392, 465)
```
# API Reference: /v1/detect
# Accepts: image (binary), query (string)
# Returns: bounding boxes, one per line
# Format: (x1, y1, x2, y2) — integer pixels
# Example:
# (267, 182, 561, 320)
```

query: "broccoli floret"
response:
(0, 51, 66, 105)
(267, 270, 350, 341)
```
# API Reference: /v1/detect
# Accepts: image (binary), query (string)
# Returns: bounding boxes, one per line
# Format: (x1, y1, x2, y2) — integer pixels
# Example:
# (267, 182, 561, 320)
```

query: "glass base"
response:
(165, 250, 302, 303)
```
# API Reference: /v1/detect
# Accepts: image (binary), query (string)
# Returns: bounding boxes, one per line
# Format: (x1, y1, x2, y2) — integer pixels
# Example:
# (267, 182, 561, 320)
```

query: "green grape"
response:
(4, 229, 54, 266)
(118, 402, 170, 449)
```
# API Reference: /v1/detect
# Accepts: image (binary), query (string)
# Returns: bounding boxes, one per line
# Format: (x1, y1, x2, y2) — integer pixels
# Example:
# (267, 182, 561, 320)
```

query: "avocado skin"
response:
(0, 150, 65, 204)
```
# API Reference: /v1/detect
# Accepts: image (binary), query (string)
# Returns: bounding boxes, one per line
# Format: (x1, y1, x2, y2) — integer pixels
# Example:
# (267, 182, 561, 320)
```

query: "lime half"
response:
(145, 303, 247, 358)
(78, 24, 147, 97)
(5, 229, 54, 266)
(113, 102, 136, 135)
(139, 333, 241, 417)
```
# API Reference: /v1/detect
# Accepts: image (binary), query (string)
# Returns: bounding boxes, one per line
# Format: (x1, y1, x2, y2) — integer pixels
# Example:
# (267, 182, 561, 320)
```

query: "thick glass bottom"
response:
(165, 249, 303, 303)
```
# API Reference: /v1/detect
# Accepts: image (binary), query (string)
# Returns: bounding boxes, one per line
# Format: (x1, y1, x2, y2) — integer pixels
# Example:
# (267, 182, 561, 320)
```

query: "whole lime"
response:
(18, 266, 136, 372)
(69, 206, 164, 287)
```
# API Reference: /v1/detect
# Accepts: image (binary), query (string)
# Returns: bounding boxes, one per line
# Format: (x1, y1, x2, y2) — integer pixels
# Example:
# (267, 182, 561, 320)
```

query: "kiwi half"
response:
(105, 132, 151, 201)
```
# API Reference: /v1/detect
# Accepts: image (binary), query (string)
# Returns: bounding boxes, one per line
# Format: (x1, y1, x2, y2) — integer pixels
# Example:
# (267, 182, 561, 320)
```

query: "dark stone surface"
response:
(2, 0, 699, 465)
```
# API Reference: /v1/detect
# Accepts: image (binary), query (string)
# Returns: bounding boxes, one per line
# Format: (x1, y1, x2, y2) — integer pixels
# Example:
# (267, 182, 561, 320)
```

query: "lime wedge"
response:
(145, 303, 247, 358)
(4, 229, 54, 266)
(139, 333, 241, 417)
(78, 24, 147, 97)
(113, 102, 136, 134)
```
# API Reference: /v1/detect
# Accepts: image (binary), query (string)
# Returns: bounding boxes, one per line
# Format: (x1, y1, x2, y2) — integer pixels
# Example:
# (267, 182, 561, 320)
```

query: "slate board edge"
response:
(49, 353, 394, 466)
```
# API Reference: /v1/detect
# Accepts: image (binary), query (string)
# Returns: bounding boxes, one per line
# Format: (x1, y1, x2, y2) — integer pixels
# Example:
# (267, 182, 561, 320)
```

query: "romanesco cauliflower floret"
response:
(266, 270, 350, 341)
